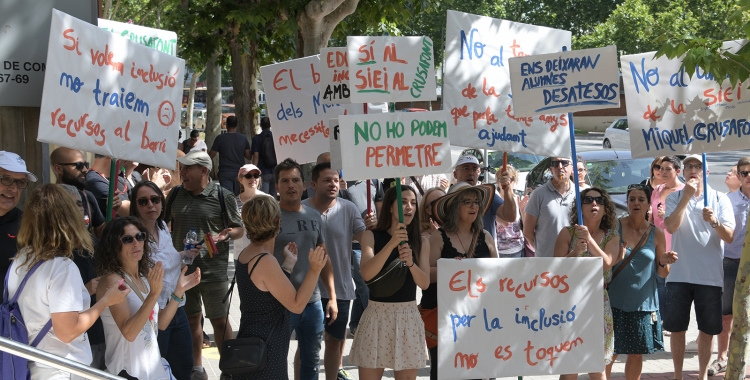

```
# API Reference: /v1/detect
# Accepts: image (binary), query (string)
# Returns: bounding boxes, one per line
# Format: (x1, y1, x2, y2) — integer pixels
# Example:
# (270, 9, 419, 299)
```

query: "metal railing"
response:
(0, 336, 123, 379)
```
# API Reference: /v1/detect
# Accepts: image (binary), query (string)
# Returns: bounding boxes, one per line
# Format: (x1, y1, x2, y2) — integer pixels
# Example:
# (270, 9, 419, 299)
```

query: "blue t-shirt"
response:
(608, 225, 658, 312)
(483, 193, 504, 242)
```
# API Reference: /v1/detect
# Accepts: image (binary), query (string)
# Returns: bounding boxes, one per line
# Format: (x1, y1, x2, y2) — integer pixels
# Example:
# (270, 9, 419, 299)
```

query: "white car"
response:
(602, 118, 630, 149)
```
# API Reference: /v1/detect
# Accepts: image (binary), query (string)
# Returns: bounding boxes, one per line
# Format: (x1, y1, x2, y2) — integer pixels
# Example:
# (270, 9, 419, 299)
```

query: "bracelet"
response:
(171, 292, 184, 302)
(711, 220, 720, 228)
(658, 262, 667, 268)
(407, 262, 415, 268)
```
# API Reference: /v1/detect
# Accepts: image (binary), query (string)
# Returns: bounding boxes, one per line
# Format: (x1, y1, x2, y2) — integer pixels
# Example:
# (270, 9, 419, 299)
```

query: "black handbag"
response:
(365, 257, 408, 298)
(218, 253, 278, 375)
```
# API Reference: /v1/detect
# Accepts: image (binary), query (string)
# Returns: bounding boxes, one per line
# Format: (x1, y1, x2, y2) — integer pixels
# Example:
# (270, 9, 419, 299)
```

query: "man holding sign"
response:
(663, 154, 735, 380)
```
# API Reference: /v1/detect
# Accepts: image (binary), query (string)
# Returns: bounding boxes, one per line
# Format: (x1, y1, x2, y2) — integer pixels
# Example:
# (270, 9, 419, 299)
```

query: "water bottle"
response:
(184, 228, 198, 265)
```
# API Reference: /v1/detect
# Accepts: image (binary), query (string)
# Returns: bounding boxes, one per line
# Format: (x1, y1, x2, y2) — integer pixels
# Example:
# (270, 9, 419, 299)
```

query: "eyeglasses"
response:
(653, 164, 661, 170)
(0, 175, 29, 189)
(550, 160, 571, 168)
(577, 168, 586, 173)
(740, 171, 750, 178)
(627, 184, 647, 190)
(581, 196, 606, 204)
(458, 165, 481, 172)
(461, 199, 480, 207)
(120, 232, 147, 245)
(244, 173, 261, 179)
(58, 161, 90, 171)
(136, 196, 161, 206)
(685, 164, 703, 170)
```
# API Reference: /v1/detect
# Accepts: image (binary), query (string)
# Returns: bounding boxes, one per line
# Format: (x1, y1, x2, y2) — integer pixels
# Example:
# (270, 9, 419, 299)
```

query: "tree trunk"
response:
(295, 0, 360, 57)
(227, 22, 252, 136)
(185, 67, 203, 133)
(205, 54, 222, 176)
(726, 221, 750, 379)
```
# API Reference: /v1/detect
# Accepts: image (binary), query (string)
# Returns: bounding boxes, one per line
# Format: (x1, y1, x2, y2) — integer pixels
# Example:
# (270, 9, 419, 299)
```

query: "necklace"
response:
(455, 232, 470, 257)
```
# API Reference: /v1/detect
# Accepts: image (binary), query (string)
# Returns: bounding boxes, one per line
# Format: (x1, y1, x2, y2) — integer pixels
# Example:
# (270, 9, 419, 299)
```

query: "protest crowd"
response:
(2, 5, 750, 380)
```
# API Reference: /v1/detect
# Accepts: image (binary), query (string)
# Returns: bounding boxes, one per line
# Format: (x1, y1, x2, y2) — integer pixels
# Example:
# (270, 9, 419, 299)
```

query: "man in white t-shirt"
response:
(664, 154, 735, 380)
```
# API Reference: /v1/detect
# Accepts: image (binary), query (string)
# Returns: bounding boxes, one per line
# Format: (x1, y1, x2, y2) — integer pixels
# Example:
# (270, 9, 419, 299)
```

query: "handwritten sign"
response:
(622, 41, 750, 158)
(37, 10, 184, 169)
(260, 55, 350, 164)
(337, 111, 451, 181)
(444, 10, 572, 156)
(319, 48, 351, 104)
(98, 19, 178, 56)
(329, 118, 342, 171)
(346, 36, 436, 103)
(438, 258, 604, 378)
(509, 45, 620, 116)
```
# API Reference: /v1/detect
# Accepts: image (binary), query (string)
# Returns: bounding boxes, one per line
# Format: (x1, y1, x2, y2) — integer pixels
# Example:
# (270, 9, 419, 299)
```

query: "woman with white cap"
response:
(234, 164, 270, 254)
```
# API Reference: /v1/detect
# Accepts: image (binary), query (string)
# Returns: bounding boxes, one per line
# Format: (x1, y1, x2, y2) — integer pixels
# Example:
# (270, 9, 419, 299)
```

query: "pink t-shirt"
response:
(651, 183, 684, 251)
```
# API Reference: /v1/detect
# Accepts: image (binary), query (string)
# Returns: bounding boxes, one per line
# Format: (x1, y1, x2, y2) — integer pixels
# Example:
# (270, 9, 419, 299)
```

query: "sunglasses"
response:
(740, 171, 750, 178)
(244, 173, 261, 179)
(581, 196, 606, 204)
(627, 184, 647, 190)
(550, 160, 570, 168)
(653, 164, 661, 170)
(120, 232, 147, 245)
(59, 161, 90, 171)
(0, 175, 29, 189)
(577, 168, 586, 173)
(136, 196, 162, 206)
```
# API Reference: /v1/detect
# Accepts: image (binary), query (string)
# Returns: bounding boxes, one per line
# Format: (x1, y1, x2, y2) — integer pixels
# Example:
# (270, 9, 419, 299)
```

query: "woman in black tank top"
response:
(349, 185, 430, 379)
(423, 183, 498, 380)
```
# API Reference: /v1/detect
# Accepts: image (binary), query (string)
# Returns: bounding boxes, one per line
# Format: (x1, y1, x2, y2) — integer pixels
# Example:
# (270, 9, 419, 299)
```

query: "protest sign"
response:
(260, 55, 350, 164)
(438, 257, 604, 378)
(509, 45, 620, 116)
(319, 47, 351, 104)
(622, 41, 750, 158)
(337, 111, 451, 181)
(444, 10, 572, 157)
(329, 118, 342, 171)
(347, 36, 436, 103)
(37, 9, 184, 169)
(98, 19, 178, 56)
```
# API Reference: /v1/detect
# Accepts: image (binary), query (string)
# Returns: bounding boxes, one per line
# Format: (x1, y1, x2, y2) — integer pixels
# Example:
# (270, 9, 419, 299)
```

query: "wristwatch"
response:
(711, 220, 720, 228)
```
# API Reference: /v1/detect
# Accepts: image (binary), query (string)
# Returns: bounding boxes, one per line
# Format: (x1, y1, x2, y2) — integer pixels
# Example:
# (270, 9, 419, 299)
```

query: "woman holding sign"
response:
(605, 184, 676, 380)
(350, 185, 430, 380)
(554, 187, 623, 380)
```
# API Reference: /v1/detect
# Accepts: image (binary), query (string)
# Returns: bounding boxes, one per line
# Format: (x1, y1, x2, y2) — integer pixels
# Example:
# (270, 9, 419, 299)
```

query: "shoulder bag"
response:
(607, 223, 654, 289)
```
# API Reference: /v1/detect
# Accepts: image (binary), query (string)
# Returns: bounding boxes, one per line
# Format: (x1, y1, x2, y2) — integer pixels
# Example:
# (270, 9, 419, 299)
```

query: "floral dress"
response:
(567, 226, 616, 365)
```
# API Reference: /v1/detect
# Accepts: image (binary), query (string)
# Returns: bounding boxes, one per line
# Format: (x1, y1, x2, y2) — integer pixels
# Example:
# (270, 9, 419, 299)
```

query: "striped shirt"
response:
(165, 181, 242, 283)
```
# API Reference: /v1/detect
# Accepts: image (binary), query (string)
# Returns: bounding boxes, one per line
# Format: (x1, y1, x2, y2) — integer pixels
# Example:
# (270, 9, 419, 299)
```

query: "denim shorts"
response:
(722, 258, 740, 315)
(664, 282, 722, 335)
(321, 298, 351, 341)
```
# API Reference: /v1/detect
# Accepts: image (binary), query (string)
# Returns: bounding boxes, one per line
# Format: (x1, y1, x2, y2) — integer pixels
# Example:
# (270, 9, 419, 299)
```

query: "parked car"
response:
(181, 109, 207, 130)
(602, 118, 630, 149)
(525, 150, 654, 217)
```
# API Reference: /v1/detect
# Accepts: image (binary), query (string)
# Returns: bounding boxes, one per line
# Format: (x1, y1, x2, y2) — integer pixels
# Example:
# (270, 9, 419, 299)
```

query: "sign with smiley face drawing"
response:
(38, 10, 184, 168)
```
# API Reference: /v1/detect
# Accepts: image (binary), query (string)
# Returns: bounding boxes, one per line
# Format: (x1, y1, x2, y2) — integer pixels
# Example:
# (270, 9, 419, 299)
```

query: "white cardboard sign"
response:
(98, 19, 177, 56)
(319, 47, 351, 104)
(438, 258, 605, 378)
(346, 36, 436, 103)
(444, 10, 572, 156)
(621, 41, 750, 158)
(337, 111, 452, 181)
(260, 55, 350, 164)
(329, 118, 342, 171)
(38, 9, 184, 168)
(509, 45, 620, 116)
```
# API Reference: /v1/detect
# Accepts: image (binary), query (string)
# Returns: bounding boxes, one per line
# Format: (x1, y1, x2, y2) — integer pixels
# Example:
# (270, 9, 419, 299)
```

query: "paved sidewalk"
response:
(198, 252, 743, 379)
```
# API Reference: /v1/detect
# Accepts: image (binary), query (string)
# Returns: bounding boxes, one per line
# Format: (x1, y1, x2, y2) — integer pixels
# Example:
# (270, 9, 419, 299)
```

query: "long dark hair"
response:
(129, 181, 167, 230)
(95, 216, 153, 278)
(374, 185, 421, 265)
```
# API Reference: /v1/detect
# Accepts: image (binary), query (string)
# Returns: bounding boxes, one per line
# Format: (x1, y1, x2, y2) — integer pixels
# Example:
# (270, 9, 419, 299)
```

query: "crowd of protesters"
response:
(1, 117, 748, 380)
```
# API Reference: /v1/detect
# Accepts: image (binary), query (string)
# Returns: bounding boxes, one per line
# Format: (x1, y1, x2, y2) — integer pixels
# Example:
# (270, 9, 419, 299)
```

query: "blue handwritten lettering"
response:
(629, 58, 659, 94)
(459, 29, 485, 60)
(450, 313, 476, 342)
(477, 127, 528, 148)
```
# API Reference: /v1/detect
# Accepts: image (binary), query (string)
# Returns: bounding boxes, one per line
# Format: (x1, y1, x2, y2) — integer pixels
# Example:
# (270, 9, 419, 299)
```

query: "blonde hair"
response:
(242, 195, 280, 242)
(419, 187, 445, 233)
(15, 184, 93, 270)
(497, 164, 518, 183)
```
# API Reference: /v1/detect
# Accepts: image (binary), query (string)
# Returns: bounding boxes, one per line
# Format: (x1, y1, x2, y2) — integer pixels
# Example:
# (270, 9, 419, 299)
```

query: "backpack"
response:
(1, 261, 52, 380)
(165, 184, 229, 230)
(260, 132, 277, 168)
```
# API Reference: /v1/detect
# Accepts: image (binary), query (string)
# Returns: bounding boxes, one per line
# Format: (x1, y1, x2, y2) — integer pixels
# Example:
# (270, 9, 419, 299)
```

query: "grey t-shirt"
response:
(346, 179, 385, 218)
(302, 199, 366, 300)
(274, 205, 325, 303)
(210, 132, 252, 175)
(524, 180, 574, 258)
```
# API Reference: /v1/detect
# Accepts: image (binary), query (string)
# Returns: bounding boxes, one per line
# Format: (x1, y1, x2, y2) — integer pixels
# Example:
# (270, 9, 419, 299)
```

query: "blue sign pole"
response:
(568, 112, 583, 225)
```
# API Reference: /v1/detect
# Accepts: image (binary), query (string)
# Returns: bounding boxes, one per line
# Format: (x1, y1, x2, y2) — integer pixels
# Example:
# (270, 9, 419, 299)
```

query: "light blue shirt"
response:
(608, 226, 658, 312)
(665, 186, 736, 288)
(725, 189, 749, 260)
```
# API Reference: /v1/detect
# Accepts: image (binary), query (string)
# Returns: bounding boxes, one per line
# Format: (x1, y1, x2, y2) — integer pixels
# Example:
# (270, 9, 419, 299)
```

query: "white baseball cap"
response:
(177, 150, 213, 171)
(0, 151, 37, 182)
(454, 155, 480, 168)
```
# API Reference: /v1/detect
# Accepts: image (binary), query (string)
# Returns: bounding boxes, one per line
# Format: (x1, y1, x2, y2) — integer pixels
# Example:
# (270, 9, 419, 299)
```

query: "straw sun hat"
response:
(431, 182, 495, 225)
